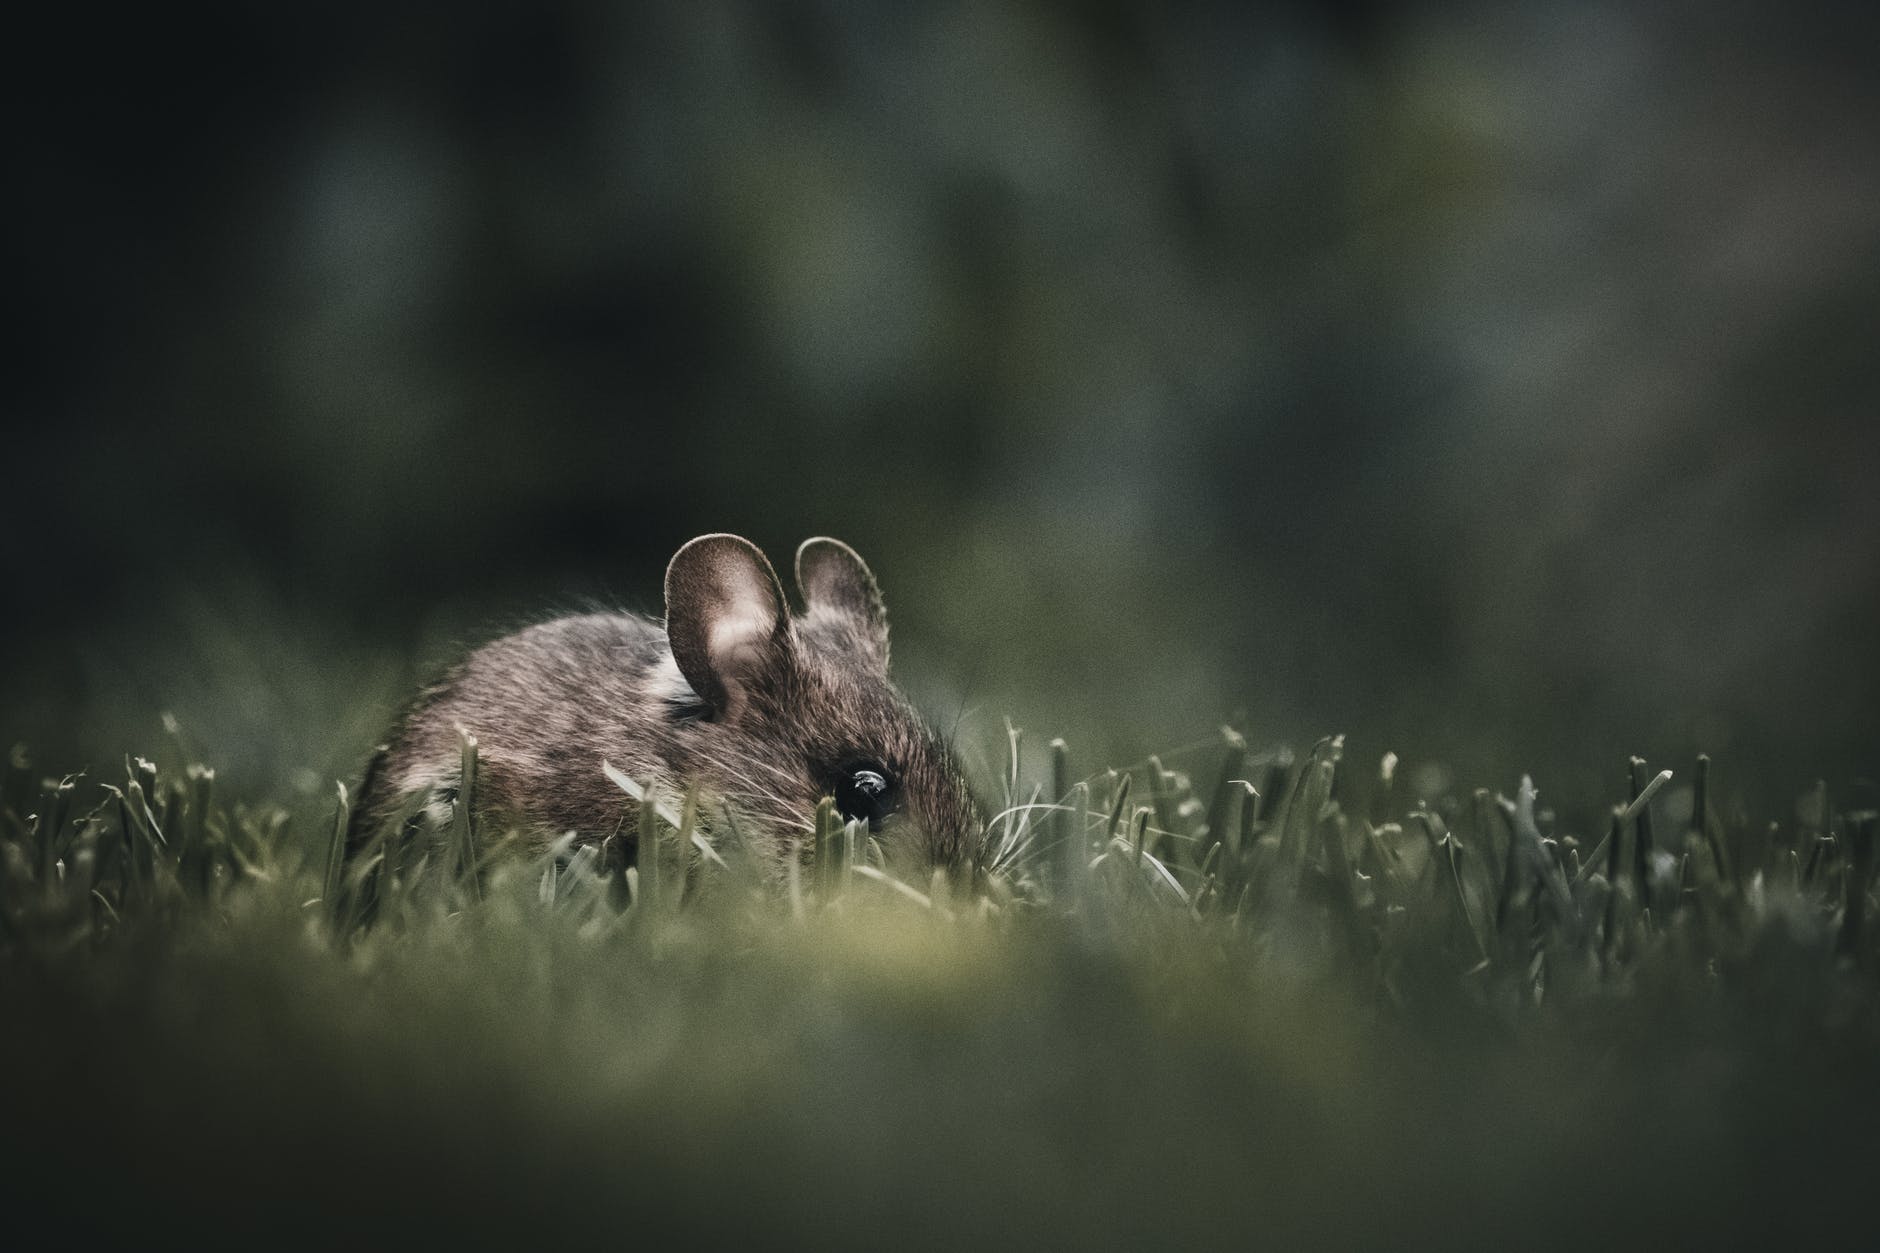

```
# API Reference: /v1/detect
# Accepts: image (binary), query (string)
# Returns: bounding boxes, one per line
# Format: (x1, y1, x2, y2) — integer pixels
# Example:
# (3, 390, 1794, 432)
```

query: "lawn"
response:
(3, 727, 1875, 1249)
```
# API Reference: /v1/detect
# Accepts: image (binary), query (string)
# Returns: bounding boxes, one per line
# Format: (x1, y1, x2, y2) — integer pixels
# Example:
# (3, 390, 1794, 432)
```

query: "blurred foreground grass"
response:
(3, 730, 1878, 1250)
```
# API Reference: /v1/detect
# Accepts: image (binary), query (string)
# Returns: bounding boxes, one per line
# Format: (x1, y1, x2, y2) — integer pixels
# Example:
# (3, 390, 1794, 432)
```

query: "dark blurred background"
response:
(6, 0, 1877, 817)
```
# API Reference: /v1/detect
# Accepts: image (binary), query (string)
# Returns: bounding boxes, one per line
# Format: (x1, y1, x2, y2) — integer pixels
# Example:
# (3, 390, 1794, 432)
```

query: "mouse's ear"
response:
(665, 534, 791, 720)
(795, 537, 889, 668)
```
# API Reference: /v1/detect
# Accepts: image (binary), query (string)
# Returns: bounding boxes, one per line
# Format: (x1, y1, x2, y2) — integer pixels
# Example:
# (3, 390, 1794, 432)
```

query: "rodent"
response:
(349, 534, 984, 879)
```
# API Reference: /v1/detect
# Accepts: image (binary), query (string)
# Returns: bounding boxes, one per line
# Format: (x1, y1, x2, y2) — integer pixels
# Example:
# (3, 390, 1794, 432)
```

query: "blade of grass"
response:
(636, 783, 662, 916)
(323, 781, 350, 911)
(450, 730, 482, 903)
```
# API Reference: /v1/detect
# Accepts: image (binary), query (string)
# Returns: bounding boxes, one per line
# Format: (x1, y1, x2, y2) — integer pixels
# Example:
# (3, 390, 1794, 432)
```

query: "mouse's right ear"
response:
(664, 534, 791, 721)
(795, 537, 889, 669)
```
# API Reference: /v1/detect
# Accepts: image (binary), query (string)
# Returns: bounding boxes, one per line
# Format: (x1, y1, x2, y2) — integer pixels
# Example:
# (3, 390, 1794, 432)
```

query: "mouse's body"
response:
(350, 535, 982, 877)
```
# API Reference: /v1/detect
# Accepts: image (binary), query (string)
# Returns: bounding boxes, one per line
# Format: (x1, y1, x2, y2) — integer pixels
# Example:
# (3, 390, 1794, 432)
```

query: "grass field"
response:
(4, 726, 1877, 1249)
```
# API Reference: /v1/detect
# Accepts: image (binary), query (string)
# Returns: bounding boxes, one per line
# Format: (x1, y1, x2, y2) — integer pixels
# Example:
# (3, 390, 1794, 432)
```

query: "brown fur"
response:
(350, 535, 983, 876)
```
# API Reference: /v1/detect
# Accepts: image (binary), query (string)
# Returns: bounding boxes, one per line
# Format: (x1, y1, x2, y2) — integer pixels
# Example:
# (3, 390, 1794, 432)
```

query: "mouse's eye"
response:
(834, 765, 895, 828)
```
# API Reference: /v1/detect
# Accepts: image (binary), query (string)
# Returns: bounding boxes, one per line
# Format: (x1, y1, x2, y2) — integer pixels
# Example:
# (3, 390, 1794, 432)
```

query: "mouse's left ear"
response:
(666, 534, 792, 721)
(795, 537, 889, 668)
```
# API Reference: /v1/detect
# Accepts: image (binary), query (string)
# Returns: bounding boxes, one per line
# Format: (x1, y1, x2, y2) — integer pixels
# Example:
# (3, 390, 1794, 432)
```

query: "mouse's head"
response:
(660, 533, 983, 876)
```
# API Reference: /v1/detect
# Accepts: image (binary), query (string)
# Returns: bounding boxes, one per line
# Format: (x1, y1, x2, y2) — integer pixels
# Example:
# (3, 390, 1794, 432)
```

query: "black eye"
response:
(834, 766, 895, 828)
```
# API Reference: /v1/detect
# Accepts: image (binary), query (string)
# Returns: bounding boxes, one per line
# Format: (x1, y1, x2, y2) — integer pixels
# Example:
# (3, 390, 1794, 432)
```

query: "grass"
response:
(3, 724, 1878, 1250)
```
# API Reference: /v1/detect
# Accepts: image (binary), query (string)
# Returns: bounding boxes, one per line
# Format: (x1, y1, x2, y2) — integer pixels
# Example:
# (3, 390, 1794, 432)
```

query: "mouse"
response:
(349, 534, 984, 881)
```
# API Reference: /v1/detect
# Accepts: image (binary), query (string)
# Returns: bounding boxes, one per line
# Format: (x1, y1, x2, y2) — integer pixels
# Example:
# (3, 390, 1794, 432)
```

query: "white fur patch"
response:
(393, 762, 462, 828)
(648, 653, 703, 706)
